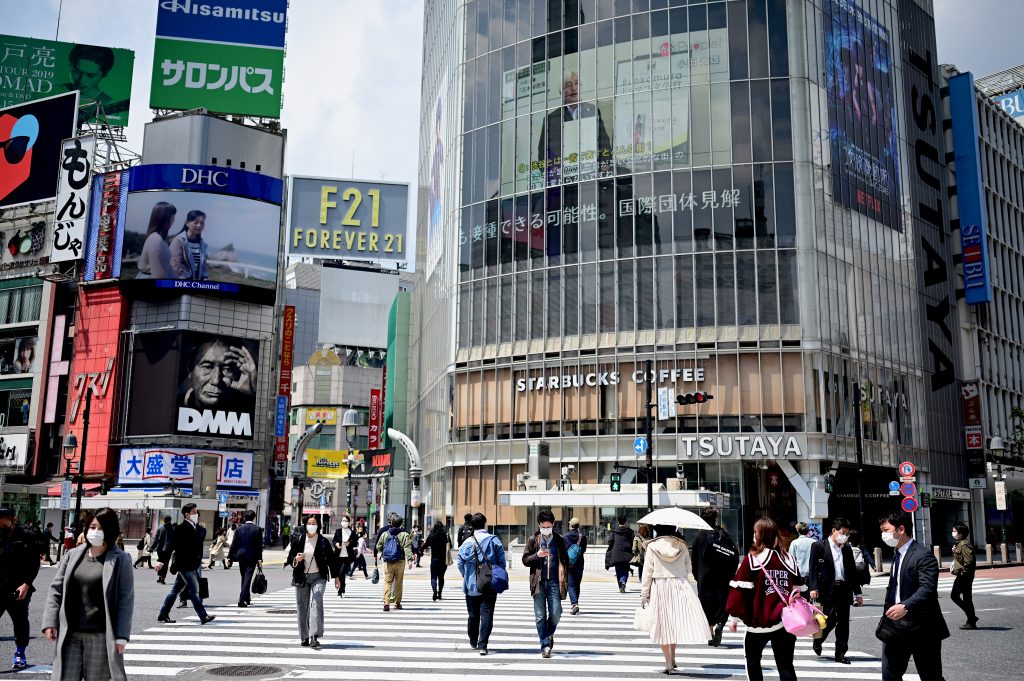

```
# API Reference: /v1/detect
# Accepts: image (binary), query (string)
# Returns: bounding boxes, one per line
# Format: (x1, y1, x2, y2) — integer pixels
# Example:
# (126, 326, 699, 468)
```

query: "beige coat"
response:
(641, 536, 693, 600)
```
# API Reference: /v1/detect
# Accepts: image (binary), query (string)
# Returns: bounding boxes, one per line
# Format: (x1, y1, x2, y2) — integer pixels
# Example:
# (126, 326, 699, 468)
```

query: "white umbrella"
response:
(637, 507, 712, 531)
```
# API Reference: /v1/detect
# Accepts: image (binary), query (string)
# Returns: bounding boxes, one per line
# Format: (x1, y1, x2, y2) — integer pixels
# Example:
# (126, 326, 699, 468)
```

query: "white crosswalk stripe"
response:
(15, 578, 914, 679)
(864, 576, 1024, 598)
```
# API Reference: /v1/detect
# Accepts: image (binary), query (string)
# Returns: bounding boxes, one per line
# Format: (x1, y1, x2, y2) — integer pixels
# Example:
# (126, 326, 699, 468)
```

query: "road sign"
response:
(898, 461, 916, 477)
(899, 476, 916, 483)
(219, 510, 229, 518)
(901, 496, 919, 513)
(969, 477, 987, 489)
(995, 480, 1007, 511)
(657, 387, 674, 421)
(900, 482, 917, 497)
(217, 491, 228, 504)
(889, 490, 900, 496)
(888, 481, 900, 492)
(60, 480, 72, 511)
(633, 437, 648, 456)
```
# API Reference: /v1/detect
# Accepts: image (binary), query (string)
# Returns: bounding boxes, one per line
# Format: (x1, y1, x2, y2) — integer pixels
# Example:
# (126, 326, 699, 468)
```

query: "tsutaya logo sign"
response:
(681, 434, 804, 458)
(517, 367, 704, 392)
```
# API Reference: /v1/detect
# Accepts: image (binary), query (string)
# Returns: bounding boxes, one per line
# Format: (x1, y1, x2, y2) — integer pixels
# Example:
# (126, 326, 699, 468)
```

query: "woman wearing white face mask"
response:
(331, 516, 358, 597)
(42, 508, 135, 681)
(287, 516, 341, 648)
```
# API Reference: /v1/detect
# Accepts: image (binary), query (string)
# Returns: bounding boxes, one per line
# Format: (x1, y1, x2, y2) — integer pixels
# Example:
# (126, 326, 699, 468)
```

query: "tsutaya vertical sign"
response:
(368, 388, 381, 450)
(274, 305, 295, 462)
(52, 136, 94, 263)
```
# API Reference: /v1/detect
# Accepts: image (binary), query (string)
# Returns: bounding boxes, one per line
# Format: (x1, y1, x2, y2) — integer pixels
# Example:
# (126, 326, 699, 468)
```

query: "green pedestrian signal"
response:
(610, 471, 622, 492)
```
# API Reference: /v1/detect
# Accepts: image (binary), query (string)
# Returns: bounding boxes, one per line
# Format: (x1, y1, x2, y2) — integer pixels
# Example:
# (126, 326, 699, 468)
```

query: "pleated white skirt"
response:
(647, 577, 712, 645)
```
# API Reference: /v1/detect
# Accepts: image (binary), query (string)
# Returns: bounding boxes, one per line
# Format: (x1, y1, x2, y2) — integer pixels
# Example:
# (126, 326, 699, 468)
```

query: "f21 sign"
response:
(52, 135, 95, 263)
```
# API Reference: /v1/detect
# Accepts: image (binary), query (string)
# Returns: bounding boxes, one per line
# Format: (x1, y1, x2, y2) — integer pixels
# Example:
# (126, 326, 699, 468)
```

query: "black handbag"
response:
(198, 576, 210, 600)
(251, 566, 268, 594)
(875, 614, 922, 643)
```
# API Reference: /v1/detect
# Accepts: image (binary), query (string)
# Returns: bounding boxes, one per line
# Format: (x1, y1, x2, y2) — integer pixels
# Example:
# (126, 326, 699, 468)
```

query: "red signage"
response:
(962, 382, 983, 450)
(368, 388, 381, 450)
(274, 305, 296, 463)
(965, 426, 983, 451)
(93, 172, 122, 280)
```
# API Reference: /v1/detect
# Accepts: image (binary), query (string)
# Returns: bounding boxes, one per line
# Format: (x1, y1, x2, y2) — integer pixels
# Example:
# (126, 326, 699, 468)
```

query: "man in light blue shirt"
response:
(789, 522, 815, 578)
(456, 513, 506, 656)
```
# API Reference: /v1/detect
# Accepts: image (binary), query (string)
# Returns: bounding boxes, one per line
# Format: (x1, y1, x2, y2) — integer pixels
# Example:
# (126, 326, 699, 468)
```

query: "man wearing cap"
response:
(562, 518, 587, 615)
(0, 508, 41, 670)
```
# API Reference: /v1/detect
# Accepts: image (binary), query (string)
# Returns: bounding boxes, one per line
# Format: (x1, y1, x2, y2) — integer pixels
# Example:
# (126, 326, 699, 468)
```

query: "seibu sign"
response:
(680, 434, 804, 458)
(517, 367, 704, 393)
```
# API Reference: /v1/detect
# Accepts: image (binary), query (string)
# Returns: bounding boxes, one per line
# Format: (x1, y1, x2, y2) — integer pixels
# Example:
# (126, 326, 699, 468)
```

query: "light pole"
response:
(341, 408, 360, 520)
(345, 453, 357, 517)
(58, 438, 77, 560)
(989, 437, 1007, 544)
(63, 388, 91, 540)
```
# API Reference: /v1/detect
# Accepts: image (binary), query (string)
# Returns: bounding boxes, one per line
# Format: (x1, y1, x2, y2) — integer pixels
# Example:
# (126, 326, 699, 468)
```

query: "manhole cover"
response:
(206, 665, 283, 677)
(265, 609, 296, 614)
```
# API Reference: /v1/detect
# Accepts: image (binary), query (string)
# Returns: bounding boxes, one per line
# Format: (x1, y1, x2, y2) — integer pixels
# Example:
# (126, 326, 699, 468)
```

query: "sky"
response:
(5, 0, 1023, 200)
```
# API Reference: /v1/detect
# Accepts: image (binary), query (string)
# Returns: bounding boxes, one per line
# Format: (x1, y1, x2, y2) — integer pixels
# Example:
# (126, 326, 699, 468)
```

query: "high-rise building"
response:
(411, 0, 966, 546)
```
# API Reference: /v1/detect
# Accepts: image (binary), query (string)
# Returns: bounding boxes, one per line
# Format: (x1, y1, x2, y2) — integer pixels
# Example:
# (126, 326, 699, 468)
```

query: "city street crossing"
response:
(862, 575, 1024, 599)
(10, 575, 913, 680)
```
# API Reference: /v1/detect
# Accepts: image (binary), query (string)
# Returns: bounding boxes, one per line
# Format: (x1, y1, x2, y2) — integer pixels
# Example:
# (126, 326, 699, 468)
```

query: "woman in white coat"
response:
(640, 524, 711, 673)
(42, 508, 134, 681)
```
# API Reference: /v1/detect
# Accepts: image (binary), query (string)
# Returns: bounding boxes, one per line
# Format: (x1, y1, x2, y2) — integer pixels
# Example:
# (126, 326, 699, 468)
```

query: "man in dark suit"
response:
(153, 516, 174, 584)
(808, 517, 864, 663)
(155, 503, 215, 625)
(878, 510, 948, 680)
(537, 71, 611, 179)
(228, 509, 263, 607)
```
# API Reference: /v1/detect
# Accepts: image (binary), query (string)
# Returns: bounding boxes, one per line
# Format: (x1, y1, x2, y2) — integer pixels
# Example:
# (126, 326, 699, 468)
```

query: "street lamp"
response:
(340, 409, 360, 519)
(63, 387, 92, 541)
(990, 437, 1007, 544)
(345, 452, 357, 517)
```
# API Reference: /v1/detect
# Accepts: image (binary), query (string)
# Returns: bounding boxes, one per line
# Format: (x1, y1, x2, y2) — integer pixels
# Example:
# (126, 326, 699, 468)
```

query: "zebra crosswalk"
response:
(15, 577, 913, 680)
(864, 575, 1024, 599)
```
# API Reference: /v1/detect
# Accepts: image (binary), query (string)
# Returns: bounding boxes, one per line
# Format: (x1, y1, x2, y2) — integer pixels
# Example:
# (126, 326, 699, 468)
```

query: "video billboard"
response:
(824, 0, 901, 230)
(0, 335, 38, 375)
(126, 331, 261, 440)
(0, 35, 134, 126)
(151, 0, 287, 118)
(288, 178, 409, 263)
(0, 91, 78, 209)
(120, 164, 283, 292)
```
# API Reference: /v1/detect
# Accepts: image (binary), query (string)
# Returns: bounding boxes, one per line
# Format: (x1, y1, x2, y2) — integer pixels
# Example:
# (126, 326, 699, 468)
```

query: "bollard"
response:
(874, 547, 883, 573)
(1002, 543, 1010, 563)
(933, 545, 942, 568)
(1016, 543, 1022, 564)
(986, 544, 993, 564)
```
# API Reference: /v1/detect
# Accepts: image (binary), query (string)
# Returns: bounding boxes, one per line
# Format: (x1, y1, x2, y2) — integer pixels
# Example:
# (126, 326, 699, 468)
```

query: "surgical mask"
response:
(951, 531, 959, 540)
(881, 531, 899, 548)
(86, 529, 105, 546)
(834, 533, 849, 545)
(306, 524, 318, 534)
(341, 521, 350, 529)
(189, 514, 199, 524)
(539, 527, 553, 537)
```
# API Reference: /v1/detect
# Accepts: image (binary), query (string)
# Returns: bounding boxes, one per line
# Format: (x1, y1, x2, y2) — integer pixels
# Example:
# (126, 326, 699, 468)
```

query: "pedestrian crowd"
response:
(0, 502, 977, 680)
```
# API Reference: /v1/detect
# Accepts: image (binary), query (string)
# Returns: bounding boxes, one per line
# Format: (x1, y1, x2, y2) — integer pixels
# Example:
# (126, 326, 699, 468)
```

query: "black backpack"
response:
(703, 529, 739, 573)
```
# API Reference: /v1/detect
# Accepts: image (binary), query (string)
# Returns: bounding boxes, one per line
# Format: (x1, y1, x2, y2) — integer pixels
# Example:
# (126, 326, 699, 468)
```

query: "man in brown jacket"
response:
(522, 510, 570, 658)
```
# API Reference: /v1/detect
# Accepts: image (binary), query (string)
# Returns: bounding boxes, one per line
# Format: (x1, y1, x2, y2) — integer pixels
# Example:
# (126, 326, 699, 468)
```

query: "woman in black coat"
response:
(423, 521, 452, 600)
(286, 515, 340, 648)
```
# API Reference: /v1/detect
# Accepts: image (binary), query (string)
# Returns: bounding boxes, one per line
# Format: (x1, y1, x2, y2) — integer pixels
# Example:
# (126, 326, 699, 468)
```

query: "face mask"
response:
(341, 521, 350, 529)
(951, 531, 959, 540)
(539, 527, 553, 537)
(834, 533, 849, 545)
(881, 531, 899, 548)
(306, 525, 318, 534)
(86, 529, 105, 546)
(189, 514, 199, 523)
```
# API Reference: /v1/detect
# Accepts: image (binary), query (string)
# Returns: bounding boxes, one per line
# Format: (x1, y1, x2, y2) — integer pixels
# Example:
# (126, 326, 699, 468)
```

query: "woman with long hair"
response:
(169, 210, 209, 281)
(633, 523, 653, 582)
(42, 508, 134, 681)
(286, 515, 340, 648)
(725, 517, 804, 681)
(423, 521, 452, 600)
(137, 202, 176, 279)
(641, 524, 711, 673)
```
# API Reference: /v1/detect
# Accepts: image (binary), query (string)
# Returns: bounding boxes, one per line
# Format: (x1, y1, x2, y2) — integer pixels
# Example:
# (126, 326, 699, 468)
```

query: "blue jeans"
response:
(159, 569, 207, 619)
(533, 579, 562, 649)
(465, 591, 497, 648)
(614, 562, 631, 587)
(567, 566, 583, 605)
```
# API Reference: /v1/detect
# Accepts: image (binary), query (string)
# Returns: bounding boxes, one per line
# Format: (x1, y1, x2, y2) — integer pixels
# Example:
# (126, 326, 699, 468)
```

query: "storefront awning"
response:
(41, 493, 219, 512)
(498, 486, 728, 508)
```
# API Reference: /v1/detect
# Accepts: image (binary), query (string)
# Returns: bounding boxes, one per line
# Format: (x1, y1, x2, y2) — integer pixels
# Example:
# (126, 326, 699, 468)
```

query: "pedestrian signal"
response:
(676, 391, 714, 405)
(610, 471, 622, 492)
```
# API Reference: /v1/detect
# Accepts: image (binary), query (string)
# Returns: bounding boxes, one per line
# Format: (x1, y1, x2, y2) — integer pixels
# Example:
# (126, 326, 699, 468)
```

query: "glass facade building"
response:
(412, 0, 965, 546)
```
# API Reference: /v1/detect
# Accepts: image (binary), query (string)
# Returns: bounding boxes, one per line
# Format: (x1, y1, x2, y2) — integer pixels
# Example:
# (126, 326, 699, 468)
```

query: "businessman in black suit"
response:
(153, 516, 174, 584)
(808, 517, 864, 663)
(878, 510, 949, 680)
(228, 509, 263, 607)
(537, 71, 612, 179)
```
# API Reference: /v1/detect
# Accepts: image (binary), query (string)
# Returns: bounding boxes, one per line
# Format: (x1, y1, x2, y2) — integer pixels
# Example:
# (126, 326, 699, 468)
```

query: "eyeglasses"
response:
(0, 136, 29, 165)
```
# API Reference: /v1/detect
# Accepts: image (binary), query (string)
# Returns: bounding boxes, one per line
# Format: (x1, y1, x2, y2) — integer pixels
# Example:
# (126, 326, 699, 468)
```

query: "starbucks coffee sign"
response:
(517, 367, 704, 393)
(680, 434, 804, 458)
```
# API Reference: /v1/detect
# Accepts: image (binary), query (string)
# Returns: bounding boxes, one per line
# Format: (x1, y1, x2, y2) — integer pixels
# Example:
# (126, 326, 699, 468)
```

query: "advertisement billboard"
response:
(117, 448, 253, 488)
(317, 266, 400, 349)
(151, 0, 287, 118)
(119, 164, 282, 292)
(305, 448, 393, 480)
(52, 135, 95, 263)
(126, 330, 261, 440)
(0, 35, 134, 126)
(0, 91, 78, 209)
(288, 178, 409, 262)
(0, 217, 53, 278)
(0, 335, 38, 375)
(83, 170, 128, 281)
(0, 432, 29, 468)
(274, 304, 295, 460)
(824, 0, 901, 230)
(304, 407, 337, 425)
(993, 89, 1024, 123)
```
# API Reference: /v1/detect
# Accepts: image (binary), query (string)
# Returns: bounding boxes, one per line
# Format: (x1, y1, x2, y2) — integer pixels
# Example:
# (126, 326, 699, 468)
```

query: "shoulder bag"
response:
(471, 534, 508, 594)
(758, 553, 823, 638)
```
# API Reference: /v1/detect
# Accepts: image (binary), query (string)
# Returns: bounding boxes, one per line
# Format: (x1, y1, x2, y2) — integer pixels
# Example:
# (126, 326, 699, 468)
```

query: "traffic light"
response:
(824, 473, 835, 494)
(610, 470, 622, 492)
(676, 391, 714, 405)
(99, 475, 111, 495)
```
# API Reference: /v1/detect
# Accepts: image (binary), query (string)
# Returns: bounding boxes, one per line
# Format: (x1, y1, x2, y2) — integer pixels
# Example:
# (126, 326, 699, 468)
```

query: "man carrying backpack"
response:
(562, 517, 587, 615)
(691, 506, 738, 647)
(457, 513, 474, 546)
(375, 514, 412, 611)
(456, 513, 506, 655)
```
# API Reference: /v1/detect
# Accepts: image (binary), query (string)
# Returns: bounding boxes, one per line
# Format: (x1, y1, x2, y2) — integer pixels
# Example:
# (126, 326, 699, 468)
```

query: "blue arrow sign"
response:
(633, 437, 648, 456)
(888, 481, 900, 492)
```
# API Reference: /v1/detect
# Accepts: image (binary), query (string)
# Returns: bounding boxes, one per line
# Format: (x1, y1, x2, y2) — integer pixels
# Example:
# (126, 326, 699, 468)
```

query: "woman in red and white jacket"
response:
(725, 517, 805, 681)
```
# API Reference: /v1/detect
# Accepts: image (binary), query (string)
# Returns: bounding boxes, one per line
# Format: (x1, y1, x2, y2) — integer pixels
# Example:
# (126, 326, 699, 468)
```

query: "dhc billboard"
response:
(950, 72, 994, 305)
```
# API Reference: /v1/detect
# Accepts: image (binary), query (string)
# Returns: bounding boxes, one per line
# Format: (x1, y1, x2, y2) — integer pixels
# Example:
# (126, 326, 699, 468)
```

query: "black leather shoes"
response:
(812, 640, 822, 656)
(960, 621, 978, 630)
(237, 601, 248, 607)
(200, 615, 216, 624)
(835, 655, 851, 665)
(157, 615, 175, 624)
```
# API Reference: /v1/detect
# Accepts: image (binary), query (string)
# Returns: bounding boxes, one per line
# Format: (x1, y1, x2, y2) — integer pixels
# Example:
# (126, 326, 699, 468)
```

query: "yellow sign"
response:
(305, 408, 337, 426)
(305, 449, 365, 479)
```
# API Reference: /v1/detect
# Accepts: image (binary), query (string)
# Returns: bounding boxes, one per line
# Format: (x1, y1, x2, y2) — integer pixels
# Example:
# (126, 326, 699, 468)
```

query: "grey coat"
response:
(42, 545, 134, 681)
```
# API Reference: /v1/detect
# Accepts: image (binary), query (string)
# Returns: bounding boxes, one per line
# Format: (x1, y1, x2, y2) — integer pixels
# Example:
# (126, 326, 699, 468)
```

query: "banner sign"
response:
(51, 135, 95, 263)
(84, 170, 127, 280)
(306, 448, 394, 480)
(128, 163, 283, 202)
(368, 388, 381, 449)
(0, 35, 134, 126)
(305, 407, 337, 425)
(274, 305, 295, 461)
(117, 447, 253, 487)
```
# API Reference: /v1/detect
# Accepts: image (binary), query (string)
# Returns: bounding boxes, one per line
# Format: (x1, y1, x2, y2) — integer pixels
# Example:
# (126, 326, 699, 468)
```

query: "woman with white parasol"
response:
(636, 507, 713, 673)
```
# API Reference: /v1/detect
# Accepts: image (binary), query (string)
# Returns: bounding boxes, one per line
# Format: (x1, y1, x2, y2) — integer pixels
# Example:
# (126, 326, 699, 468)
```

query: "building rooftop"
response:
(975, 64, 1024, 96)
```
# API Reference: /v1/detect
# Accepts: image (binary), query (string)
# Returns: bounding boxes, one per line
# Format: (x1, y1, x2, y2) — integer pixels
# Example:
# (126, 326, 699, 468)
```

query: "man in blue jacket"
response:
(228, 510, 263, 607)
(456, 512, 506, 656)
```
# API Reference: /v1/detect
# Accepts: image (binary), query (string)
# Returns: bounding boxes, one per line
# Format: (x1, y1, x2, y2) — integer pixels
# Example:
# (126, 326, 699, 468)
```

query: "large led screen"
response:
(0, 91, 77, 209)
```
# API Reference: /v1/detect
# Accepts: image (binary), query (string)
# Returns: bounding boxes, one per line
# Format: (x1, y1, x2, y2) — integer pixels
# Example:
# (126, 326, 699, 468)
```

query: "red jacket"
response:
(726, 549, 805, 632)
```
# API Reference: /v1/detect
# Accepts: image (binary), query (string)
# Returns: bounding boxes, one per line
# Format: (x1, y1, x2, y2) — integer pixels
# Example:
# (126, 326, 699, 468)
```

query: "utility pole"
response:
(853, 382, 866, 542)
(72, 389, 91, 531)
(645, 359, 654, 513)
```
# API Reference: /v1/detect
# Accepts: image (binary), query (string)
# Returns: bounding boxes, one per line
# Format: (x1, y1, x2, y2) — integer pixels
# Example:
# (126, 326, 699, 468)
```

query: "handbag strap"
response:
(754, 551, 823, 614)
(470, 533, 489, 565)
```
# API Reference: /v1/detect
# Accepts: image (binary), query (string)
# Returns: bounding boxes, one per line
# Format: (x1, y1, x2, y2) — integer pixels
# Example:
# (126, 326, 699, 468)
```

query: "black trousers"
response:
(0, 595, 31, 649)
(238, 559, 257, 604)
(465, 591, 498, 648)
(743, 628, 796, 681)
(430, 559, 447, 594)
(820, 582, 852, 656)
(697, 582, 730, 627)
(950, 571, 977, 622)
(337, 557, 352, 593)
(156, 550, 171, 580)
(881, 636, 945, 680)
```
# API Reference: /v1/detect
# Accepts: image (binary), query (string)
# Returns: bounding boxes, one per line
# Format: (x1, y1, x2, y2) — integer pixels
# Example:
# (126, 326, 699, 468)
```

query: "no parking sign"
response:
(899, 461, 916, 477)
